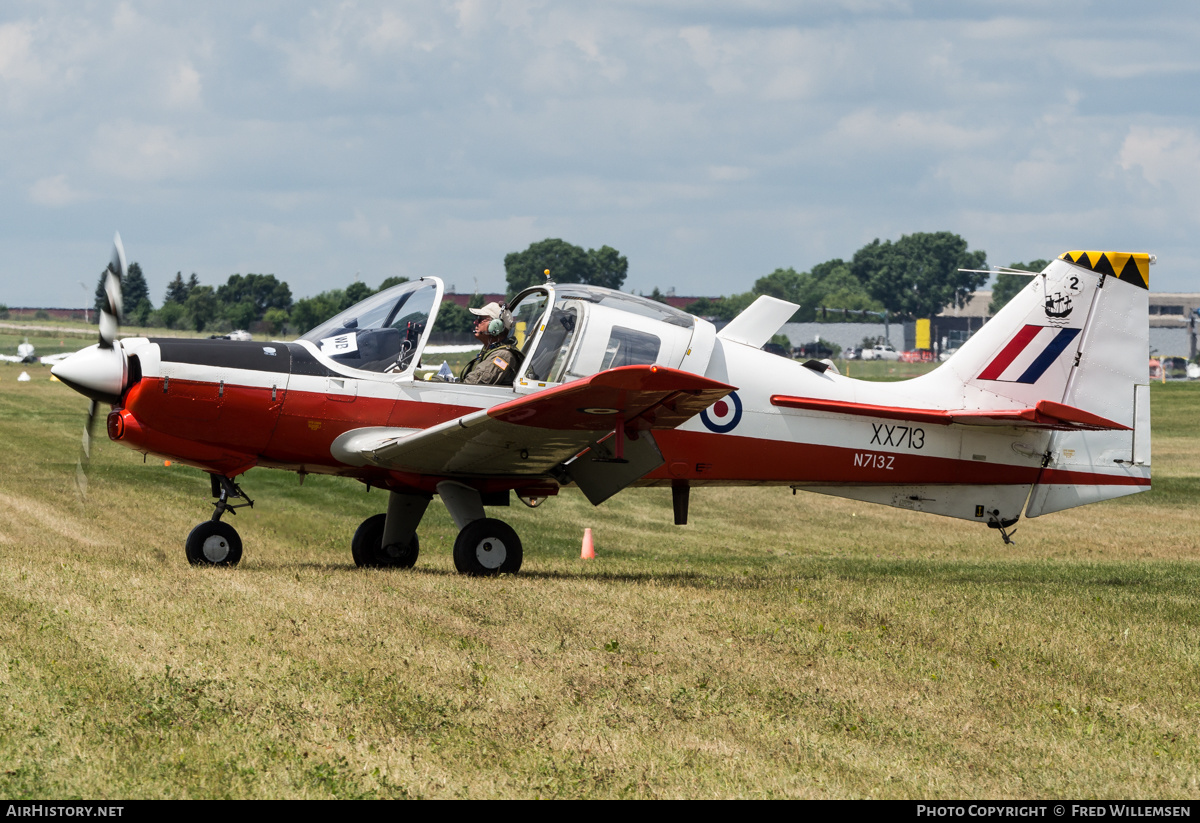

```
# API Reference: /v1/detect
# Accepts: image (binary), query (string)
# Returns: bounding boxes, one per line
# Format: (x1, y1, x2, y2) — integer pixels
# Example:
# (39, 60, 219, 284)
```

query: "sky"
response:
(3, 0, 1199, 309)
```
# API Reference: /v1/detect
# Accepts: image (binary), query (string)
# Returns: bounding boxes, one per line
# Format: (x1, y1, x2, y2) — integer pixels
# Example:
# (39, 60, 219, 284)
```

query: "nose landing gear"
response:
(186, 475, 252, 567)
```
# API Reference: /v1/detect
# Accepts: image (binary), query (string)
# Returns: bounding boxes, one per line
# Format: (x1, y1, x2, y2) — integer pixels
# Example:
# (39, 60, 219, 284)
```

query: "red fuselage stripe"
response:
(116, 378, 1147, 490)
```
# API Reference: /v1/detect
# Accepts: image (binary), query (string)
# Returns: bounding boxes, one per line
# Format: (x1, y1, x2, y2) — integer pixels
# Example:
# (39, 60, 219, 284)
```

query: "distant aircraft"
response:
(0, 339, 36, 364)
(53, 235, 1153, 574)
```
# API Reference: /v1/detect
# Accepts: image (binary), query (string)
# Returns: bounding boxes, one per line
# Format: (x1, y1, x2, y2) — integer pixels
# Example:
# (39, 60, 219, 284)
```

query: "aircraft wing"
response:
(0, 355, 20, 363)
(770, 396, 1129, 431)
(339, 366, 735, 482)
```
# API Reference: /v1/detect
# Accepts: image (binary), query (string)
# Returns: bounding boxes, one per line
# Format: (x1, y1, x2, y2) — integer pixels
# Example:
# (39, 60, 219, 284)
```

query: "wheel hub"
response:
(202, 535, 230, 563)
(475, 538, 506, 570)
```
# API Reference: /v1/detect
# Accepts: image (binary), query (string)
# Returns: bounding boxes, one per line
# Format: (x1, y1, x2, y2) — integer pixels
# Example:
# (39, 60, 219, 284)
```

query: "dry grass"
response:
(0, 368, 1197, 798)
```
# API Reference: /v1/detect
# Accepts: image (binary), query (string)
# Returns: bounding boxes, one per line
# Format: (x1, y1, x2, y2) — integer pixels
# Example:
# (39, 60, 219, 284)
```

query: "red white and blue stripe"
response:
(978, 325, 1081, 384)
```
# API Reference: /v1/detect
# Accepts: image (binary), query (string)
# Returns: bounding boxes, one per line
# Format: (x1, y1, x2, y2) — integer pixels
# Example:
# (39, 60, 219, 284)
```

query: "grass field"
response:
(0, 366, 1197, 799)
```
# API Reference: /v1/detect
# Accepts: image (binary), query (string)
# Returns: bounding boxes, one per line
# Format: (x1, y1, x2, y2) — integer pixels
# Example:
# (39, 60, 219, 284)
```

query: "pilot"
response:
(460, 302, 524, 386)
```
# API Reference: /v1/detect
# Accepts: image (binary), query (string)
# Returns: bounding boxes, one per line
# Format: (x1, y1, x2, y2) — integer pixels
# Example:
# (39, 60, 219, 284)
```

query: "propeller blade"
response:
(75, 233, 125, 499)
(98, 232, 126, 349)
(76, 400, 98, 499)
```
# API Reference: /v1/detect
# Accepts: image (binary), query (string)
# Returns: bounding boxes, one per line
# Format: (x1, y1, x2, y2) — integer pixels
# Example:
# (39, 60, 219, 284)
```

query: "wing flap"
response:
(770, 395, 1129, 431)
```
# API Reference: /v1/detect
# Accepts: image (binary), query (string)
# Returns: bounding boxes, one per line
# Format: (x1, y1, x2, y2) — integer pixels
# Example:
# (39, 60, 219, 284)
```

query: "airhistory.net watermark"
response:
(6, 807, 123, 818)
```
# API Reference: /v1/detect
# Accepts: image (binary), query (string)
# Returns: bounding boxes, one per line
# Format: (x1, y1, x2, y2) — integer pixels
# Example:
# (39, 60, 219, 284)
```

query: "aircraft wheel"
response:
(351, 513, 420, 569)
(185, 521, 243, 567)
(453, 518, 522, 576)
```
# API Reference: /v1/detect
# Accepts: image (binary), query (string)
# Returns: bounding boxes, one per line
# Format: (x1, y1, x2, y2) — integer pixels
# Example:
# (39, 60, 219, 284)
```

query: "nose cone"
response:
(51, 343, 127, 405)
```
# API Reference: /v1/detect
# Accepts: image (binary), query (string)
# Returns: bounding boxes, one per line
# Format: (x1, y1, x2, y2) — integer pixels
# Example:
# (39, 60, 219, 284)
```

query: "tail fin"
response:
(936, 251, 1152, 515)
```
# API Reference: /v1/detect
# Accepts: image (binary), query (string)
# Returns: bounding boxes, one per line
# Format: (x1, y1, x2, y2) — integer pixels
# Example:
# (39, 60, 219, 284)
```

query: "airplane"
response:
(51, 235, 1153, 575)
(0, 339, 37, 364)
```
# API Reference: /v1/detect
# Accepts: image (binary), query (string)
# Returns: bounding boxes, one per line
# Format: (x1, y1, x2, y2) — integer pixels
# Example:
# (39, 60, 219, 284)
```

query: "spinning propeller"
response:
(51, 233, 129, 497)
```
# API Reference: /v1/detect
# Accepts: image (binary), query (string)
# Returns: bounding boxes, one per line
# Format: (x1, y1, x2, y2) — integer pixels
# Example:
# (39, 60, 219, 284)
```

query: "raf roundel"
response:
(700, 391, 743, 433)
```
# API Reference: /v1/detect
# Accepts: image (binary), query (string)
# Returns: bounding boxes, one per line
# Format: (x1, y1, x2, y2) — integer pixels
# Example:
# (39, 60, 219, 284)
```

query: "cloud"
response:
(338, 210, 393, 245)
(29, 174, 87, 207)
(1120, 126, 1200, 187)
(165, 63, 203, 110)
(1119, 125, 1200, 224)
(88, 121, 200, 183)
(0, 21, 39, 84)
(4, 1, 1200, 309)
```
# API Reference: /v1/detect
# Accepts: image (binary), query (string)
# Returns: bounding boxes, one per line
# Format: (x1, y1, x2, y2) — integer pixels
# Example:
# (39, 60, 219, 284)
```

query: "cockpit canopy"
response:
(298, 278, 442, 376)
(507, 284, 701, 392)
(296, 278, 712, 388)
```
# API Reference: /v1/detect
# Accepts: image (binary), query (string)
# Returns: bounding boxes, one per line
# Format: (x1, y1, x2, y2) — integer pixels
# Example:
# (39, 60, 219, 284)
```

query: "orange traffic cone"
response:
(581, 528, 595, 559)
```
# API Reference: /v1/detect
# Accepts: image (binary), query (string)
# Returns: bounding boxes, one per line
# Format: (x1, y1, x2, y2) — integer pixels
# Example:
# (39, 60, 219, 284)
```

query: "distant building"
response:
(1147, 293, 1200, 358)
(936, 290, 1199, 358)
(442, 292, 506, 308)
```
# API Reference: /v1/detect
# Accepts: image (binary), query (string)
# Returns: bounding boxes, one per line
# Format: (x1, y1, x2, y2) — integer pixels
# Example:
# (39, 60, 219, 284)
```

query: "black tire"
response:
(185, 521, 243, 567)
(452, 518, 522, 576)
(351, 513, 420, 569)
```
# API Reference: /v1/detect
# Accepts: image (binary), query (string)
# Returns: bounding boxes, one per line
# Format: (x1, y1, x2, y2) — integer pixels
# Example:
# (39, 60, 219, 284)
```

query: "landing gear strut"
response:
(186, 475, 252, 566)
(987, 512, 1018, 545)
(351, 492, 429, 568)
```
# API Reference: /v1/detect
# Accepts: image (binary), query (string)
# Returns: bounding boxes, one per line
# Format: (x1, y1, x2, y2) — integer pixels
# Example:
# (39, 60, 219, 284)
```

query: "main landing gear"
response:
(186, 475, 524, 576)
(351, 481, 523, 576)
(186, 475, 253, 566)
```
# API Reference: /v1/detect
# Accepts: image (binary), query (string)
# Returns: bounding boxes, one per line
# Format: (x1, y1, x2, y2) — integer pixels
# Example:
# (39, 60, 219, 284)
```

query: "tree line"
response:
(93, 231, 1026, 336)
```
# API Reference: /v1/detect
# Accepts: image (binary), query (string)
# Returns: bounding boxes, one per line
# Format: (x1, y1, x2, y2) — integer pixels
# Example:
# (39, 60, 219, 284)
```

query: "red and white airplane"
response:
(53, 236, 1153, 575)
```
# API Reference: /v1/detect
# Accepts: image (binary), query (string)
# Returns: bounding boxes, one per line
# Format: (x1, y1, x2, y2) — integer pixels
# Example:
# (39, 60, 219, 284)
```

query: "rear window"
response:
(600, 326, 661, 370)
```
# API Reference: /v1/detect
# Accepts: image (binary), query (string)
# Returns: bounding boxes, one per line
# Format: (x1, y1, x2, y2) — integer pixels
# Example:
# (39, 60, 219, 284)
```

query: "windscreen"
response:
(299, 279, 440, 374)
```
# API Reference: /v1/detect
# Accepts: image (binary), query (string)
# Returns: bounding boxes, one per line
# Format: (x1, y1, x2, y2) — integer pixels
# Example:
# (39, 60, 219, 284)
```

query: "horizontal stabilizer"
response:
(716, 295, 798, 348)
(770, 395, 1129, 431)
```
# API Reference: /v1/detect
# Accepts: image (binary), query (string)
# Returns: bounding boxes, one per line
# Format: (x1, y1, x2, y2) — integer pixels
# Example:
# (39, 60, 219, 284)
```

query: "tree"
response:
(750, 261, 880, 322)
(817, 266, 881, 318)
(155, 301, 185, 330)
(504, 239, 629, 296)
(164, 272, 197, 305)
(433, 300, 472, 333)
(216, 274, 292, 318)
(989, 259, 1049, 315)
(345, 281, 373, 306)
(753, 267, 820, 321)
(850, 232, 987, 319)
(683, 292, 757, 321)
(290, 289, 361, 334)
(505, 239, 589, 295)
(377, 276, 409, 292)
(122, 262, 152, 325)
(224, 301, 258, 331)
(586, 245, 628, 290)
(184, 286, 218, 332)
(94, 261, 151, 323)
(263, 307, 290, 336)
